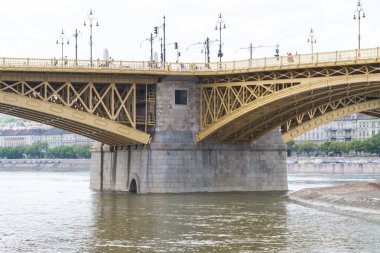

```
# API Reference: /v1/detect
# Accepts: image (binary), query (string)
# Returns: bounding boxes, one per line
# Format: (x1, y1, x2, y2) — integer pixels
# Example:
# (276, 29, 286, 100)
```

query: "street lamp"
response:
(215, 13, 226, 63)
(307, 28, 317, 60)
(140, 27, 160, 62)
(235, 43, 276, 59)
(202, 38, 211, 64)
(353, 0, 365, 50)
(56, 29, 69, 61)
(163, 16, 166, 63)
(69, 29, 82, 65)
(154, 16, 167, 63)
(84, 9, 99, 66)
(186, 37, 219, 63)
(188, 38, 218, 64)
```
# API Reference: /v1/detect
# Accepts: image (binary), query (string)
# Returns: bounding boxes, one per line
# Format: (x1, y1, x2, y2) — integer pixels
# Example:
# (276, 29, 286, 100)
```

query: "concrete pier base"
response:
(90, 76, 288, 193)
(90, 132, 288, 193)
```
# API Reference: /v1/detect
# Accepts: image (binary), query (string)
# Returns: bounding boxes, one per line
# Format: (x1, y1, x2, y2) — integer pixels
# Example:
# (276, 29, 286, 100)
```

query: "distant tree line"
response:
(287, 132, 380, 157)
(0, 142, 91, 159)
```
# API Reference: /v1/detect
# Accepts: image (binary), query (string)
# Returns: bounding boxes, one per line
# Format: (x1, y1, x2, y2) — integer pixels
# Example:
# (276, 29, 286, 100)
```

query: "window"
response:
(175, 90, 187, 105)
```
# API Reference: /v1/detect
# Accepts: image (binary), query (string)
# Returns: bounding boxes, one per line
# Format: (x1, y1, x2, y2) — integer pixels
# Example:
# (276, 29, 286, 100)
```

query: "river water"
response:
(0, 171, 379, 253)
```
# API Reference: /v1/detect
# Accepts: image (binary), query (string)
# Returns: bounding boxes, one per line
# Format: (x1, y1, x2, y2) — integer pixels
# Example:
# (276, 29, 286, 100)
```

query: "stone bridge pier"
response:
(90, 76, 288, 193)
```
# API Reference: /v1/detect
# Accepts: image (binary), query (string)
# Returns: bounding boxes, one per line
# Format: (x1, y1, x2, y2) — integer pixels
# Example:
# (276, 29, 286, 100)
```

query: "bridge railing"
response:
(0, 47, 379, 73)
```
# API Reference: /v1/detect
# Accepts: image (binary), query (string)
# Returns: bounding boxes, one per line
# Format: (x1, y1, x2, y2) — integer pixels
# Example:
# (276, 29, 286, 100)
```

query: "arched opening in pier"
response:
(129, 179, 137, 193)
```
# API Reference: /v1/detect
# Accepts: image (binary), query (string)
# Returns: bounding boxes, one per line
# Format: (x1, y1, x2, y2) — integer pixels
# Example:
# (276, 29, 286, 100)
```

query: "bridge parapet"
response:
(1, 47, 379, 75)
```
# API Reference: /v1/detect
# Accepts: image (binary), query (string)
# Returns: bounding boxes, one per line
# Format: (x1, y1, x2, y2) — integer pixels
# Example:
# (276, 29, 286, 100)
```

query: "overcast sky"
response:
(0, 0, 379, 63)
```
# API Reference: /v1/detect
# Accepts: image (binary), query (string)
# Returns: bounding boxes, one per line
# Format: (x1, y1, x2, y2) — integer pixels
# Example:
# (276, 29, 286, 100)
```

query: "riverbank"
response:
(288, 157, 380, 174)
(289, 179, 380, 224)
(0, 159, 90, 171)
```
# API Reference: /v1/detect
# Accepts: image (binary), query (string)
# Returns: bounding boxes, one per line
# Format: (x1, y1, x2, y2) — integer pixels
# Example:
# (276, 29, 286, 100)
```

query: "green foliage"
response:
(0, 143, 91, 159)
(287, 140, 297, 156)
(315, 132, 380, 156)
(47, 145, 91, 159)
(0, 146, 25, 159)
(297, 141, 318, 155)
(319, 141, 331, 153)
(24, 141, 49, 158)
(73, 145, 91, 158)
(365, 133, 380, 155)
(327, 142, 346, 156)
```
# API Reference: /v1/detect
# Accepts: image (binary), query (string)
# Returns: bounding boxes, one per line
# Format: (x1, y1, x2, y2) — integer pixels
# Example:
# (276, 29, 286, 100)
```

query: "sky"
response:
(0, 0, 379, 63)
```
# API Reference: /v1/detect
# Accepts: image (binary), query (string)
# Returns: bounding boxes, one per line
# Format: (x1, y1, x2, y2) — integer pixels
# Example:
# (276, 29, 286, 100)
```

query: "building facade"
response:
(295, 113, 380, 144)
(0, 128, 93, 147)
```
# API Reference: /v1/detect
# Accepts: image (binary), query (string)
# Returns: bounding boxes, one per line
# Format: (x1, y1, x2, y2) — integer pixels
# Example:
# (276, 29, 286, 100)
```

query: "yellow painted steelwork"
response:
(1, 46, 380, 145)
(0, 93, 150, 145)
(282, 100, 380, 143)
(198, 64, 380, 143)
(0, 72, 155, 145)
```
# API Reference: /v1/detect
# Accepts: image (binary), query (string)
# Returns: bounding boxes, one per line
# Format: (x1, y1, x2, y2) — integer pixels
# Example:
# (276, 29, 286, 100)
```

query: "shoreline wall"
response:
(288, 157, 380, 174)
(0, 159, 90, 171)
(2, 157, 379, 174)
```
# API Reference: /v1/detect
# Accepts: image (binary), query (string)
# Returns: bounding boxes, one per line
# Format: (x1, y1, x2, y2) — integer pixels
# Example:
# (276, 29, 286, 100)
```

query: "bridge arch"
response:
(0, 92, 150, 145)
(282, 100, 380, 142)
(197, 72, 380, 142)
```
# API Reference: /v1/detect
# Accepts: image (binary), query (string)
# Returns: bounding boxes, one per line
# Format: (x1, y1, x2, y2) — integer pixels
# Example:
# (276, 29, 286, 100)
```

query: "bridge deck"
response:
(1, 47, 380, 145)
(0, 47, 379, 76)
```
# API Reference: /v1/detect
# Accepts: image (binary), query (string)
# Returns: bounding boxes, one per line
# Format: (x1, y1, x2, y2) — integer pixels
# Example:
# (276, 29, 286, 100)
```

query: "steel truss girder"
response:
(211, 84, 378, 142)
(282, 100, 380, 142)
(200, 64, 380, 130)
(201, 64, 380, 84)
(0, 79, 152, 145)
(198, 66, 380, 142)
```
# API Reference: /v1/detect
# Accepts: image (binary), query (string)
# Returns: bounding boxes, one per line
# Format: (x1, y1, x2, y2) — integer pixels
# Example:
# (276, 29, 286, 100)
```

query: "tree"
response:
(25, 142, 48, 158)
(364, 133, 380, 155)
(328, 142, 346, 156)
(0, 146, 25, 158)
(287, 140, 297, 157)
(319, 141, 331, 154)
(297, 141, 318, 156)
(73, 145, 91, 158)
(47, 145, 91, 159)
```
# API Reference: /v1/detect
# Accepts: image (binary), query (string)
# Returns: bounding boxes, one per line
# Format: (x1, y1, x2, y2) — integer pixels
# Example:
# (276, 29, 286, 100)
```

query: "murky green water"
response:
(0, 171, 379, 252)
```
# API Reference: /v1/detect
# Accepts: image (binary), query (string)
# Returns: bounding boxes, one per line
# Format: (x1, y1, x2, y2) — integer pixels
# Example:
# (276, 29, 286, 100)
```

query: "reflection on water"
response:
(91, 193, 288, 252)
(0, 170, 379, 252)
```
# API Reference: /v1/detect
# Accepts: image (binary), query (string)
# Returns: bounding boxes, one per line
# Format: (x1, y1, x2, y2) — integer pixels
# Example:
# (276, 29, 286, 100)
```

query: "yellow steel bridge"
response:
(1, 47, 380, 145)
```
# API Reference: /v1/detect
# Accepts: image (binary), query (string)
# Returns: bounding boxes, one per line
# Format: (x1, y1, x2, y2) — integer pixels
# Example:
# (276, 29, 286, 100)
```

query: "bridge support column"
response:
(90, 76, 288, 193)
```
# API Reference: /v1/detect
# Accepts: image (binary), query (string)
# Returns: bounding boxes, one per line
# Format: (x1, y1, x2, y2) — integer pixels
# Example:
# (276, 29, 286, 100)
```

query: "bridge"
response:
(1, 47, 380, 192)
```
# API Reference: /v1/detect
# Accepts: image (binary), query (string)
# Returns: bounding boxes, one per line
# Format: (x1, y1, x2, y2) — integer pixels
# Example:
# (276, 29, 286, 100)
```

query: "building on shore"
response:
(0, 128, 93, 147)
(0, 114, 93, 147)
(295, 113, 380, 144)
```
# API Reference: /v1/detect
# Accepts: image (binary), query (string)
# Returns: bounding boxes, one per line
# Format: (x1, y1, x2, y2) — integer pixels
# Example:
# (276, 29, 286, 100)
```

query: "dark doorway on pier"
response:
(129, 179, 137, 193)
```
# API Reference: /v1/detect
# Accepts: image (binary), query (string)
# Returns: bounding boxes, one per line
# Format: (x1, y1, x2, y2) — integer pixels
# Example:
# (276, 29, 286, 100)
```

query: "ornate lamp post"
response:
(307, 28, 317, 60)
(353, 0, 365, 50)
(70, 29, 82, 65)
(202, 38, 211, 64)
(84, 9, 99, 66)
(215, 13, 226, 63)
(163, 16, 166, 63)
(56, 29, 69, 61)
(188, 38, 218, 64)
